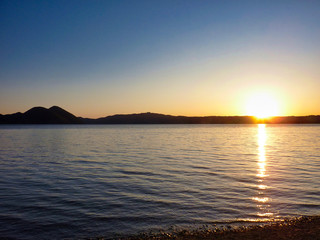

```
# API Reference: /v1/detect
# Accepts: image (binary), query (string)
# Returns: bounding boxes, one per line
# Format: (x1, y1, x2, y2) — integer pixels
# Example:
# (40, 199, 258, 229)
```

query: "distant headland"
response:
(0, 106, 319, 124)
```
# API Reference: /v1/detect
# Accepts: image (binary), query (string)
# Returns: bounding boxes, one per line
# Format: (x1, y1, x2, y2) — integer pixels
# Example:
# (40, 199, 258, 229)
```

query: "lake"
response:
(0, 124, 319, 239)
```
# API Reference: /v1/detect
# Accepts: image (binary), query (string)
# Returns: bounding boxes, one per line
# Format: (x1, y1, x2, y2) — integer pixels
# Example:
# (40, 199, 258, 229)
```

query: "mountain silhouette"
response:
(0, 106, 82, 124)
(84, 113, 256, 124)
(0, 106, 319, 124)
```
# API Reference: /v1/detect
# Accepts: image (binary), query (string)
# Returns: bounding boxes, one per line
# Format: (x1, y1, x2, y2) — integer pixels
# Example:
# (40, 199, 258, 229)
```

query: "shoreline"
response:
(1, 106, 320, 124)
(90, 216, 320, 240)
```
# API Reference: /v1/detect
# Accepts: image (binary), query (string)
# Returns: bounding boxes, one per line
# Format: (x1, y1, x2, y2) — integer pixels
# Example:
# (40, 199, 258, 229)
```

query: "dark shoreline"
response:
(1, 106, 320, 124)
(88, 216, 320, 240)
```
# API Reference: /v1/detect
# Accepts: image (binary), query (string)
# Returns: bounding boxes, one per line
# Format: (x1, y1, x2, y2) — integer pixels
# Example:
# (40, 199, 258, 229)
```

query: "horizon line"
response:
(1, 105, 319, 119)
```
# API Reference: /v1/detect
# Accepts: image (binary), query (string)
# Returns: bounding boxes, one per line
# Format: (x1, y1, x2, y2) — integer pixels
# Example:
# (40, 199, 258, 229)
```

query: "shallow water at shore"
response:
(0, 124, 320, 239)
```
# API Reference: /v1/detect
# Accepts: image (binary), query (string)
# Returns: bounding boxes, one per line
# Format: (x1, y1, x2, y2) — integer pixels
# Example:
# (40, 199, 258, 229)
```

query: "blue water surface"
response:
(0, 124, 319, 239)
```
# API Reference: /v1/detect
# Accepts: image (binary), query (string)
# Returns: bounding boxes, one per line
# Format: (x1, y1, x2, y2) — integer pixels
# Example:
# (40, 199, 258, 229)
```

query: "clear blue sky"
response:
(1, 0, 319, 117)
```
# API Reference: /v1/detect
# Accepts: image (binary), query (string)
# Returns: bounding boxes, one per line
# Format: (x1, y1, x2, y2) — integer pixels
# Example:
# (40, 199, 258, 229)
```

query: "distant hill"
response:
(83, 113, 256, 124)
(266, 116, 320, 124)
(0, 106, 82, 124)
(1, 106, 320, 124)
(81, 112, 320, 124)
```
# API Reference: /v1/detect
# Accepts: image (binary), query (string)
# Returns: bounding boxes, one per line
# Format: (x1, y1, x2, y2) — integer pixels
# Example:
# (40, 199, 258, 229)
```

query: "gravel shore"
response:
(92, 216, 320, 240)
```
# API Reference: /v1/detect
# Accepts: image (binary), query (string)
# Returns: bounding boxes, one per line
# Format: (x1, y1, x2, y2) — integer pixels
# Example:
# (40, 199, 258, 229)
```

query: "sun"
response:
(246, 92, 280, 119)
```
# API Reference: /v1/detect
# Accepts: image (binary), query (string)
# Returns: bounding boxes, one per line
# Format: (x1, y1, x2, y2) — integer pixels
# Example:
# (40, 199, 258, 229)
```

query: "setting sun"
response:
(246, 93, 280, 119)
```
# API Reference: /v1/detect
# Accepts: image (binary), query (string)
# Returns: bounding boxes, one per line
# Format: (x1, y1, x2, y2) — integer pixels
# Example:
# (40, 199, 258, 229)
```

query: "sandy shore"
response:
(93, 216, 320, 240)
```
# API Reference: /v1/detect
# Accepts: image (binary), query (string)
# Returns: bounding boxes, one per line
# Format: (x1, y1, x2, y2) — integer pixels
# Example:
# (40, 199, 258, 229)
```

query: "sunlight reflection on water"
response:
(254, 124, 273, 218)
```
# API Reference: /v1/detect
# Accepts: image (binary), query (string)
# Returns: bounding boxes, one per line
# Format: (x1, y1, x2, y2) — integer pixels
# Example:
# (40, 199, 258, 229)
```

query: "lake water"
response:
(0, 124, 319, 239)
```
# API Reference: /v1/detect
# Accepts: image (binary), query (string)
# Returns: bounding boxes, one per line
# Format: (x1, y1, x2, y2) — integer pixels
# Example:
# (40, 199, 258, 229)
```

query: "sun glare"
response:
(246, 93, 279, 119)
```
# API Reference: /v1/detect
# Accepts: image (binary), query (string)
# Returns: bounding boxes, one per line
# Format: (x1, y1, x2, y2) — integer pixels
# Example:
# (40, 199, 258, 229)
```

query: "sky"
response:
(1, 0, 319, 118)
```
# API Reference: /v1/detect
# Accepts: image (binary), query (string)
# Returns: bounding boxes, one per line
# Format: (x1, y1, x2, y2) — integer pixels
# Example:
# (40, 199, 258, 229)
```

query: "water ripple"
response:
(0, 124, 319, 239)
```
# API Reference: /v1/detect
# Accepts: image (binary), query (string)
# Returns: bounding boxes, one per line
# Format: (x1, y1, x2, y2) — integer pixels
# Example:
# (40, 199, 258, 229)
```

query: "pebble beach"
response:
(94, 216, 320, 240)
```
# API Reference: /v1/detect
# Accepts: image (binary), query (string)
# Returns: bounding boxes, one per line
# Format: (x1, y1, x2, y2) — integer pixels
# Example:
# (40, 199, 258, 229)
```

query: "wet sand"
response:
(98, 216, 320, 240)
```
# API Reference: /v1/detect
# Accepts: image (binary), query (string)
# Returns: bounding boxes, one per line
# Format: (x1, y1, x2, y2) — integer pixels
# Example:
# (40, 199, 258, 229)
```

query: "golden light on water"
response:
(257, 212, 274, 217)
(252, 197, 269, 203)
(258, 184, 267, 190)
(257, 124, 267, 178)
(252, 124, 274, 218)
